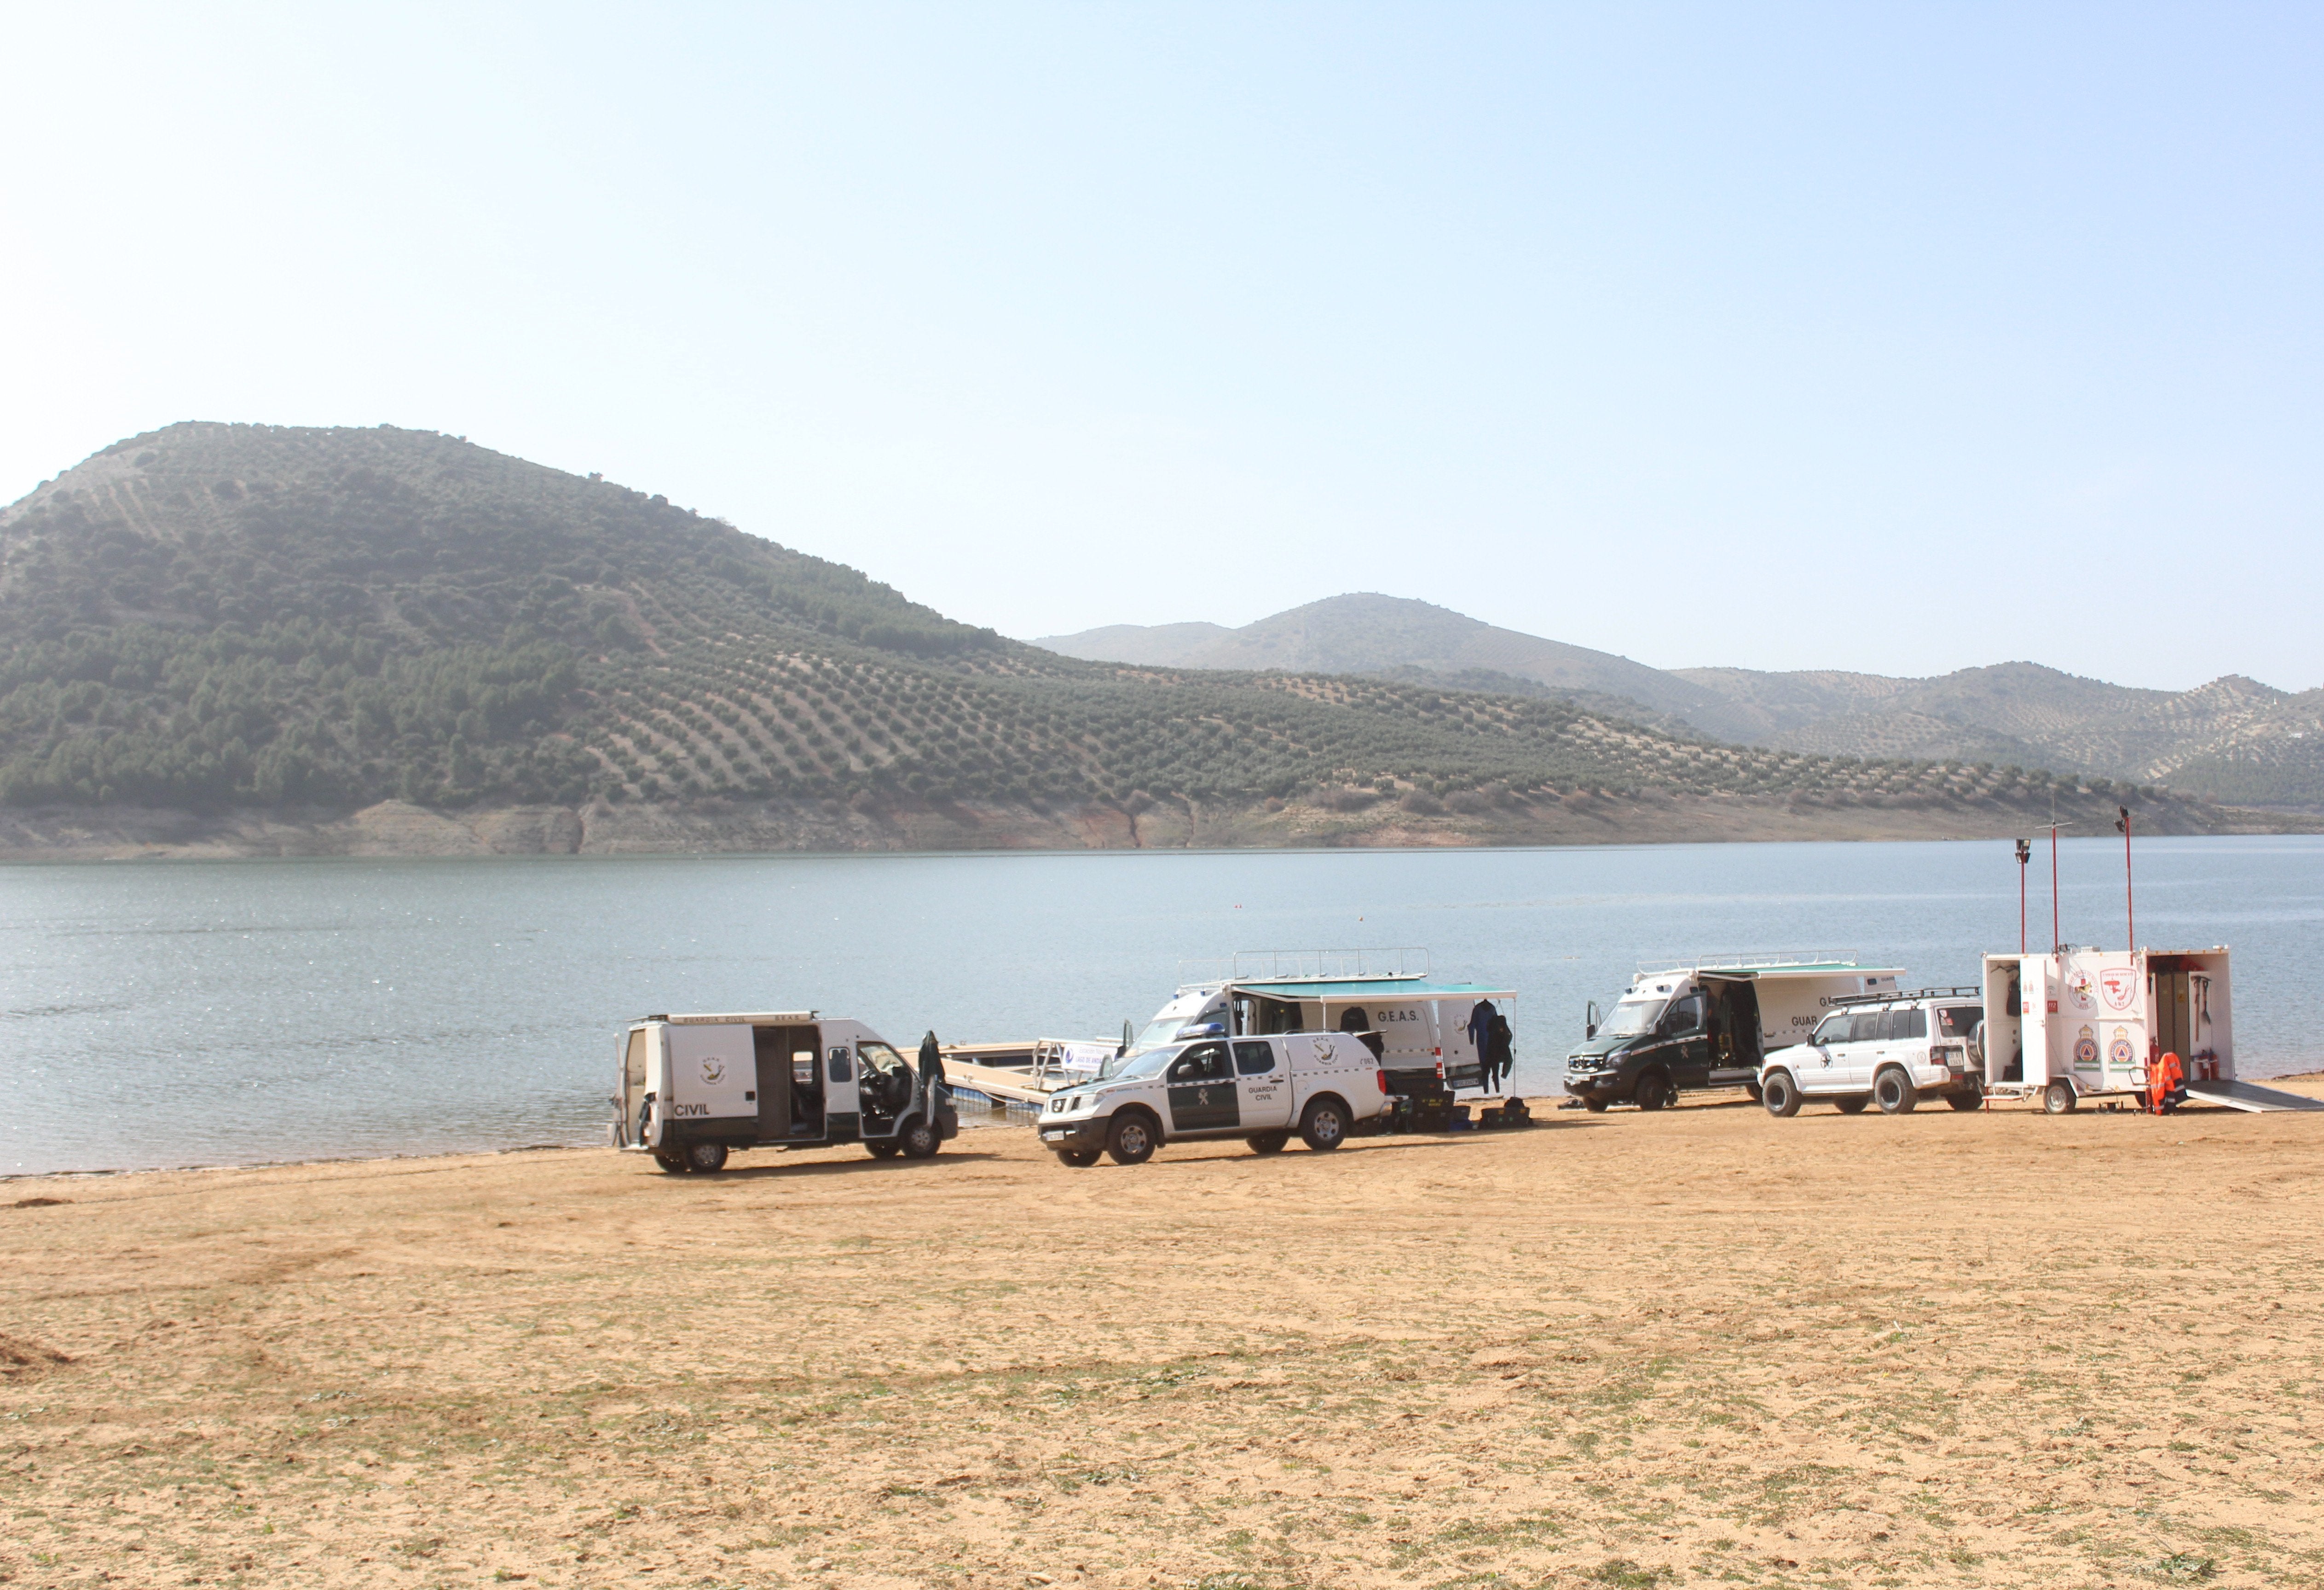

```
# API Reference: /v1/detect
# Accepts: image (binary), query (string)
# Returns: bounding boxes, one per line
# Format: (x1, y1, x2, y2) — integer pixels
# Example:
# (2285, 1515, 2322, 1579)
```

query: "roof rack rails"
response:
(1635, 951, 1859, 976)
(1824, 986, 1980, 1007)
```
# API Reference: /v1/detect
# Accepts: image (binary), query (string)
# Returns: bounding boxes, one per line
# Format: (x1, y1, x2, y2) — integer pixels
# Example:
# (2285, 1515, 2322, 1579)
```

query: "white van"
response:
(1036, 1031, 1390, 1166)
(1757, 989, 1985, 1116)
(611, 1012, 958, 1173)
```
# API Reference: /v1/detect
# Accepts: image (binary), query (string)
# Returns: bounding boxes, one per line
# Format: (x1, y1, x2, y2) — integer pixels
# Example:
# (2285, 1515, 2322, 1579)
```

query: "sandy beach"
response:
(4, 1085, 2322, 1589)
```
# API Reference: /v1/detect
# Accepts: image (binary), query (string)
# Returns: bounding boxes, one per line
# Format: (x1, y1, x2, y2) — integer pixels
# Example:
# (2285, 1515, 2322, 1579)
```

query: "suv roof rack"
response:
(1824, 986, 1980, 1007)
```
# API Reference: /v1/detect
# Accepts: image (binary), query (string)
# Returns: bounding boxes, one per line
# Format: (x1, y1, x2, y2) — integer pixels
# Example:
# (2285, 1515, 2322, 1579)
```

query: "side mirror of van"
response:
(1584, 1001, 1599, 1040)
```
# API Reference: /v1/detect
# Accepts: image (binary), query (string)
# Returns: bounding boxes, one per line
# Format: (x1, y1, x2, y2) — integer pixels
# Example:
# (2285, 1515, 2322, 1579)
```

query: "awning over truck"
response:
(1693, 963, 1895, 980)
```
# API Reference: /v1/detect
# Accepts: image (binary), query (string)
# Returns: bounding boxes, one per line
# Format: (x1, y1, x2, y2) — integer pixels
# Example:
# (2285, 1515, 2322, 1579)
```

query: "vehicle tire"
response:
(1760, 1070, 1802, 1118)
(684, 1140, 729, 1174)
(898, 1118, 942, 1159)
(1054, 1148, 1101, 1168)
(1873, 1068, 1918, 1115)
(1634, 1070, 1674, 1112)
(653, 1149, 688, 1173)
(1744, 1082, 1763, 1103)
(1947, 1078, 1985, 1112)
(2043, 1079, 2078, 1114)
(1247, 1131, 1290, 1155)
(1299, 1097, 1350, 1152)
(865, 1141, 902, 1158)
(1582, 1095, 1609, 1113)
(1106, 1111, 1158, 1166)
(1835, 1095, 1870, 1115)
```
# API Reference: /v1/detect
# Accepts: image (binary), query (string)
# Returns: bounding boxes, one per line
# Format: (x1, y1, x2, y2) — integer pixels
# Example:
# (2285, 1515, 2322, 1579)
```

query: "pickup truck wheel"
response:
(1299, 1098, 1350, 1152)
(1247, 1131, 1290, 1155)
(2043, 1079, 2078, 1114)
(684, 1141, 729, 1173)
(1054, 1148, 1101, 1168)
(1582, 1095, 1609, 1113)
(653, 1149, 688, 1173)
(1835, 1096, 1870, 1115)
(898, 1118, 942, 1159)
(1760, 1070, 1801, 1118)
(1873, 1067, 1918, 1115)
(1106, 1112, 1158, 1165)
(865, 1141, 902, 1158)
(1635, 1070, 1674, 1111)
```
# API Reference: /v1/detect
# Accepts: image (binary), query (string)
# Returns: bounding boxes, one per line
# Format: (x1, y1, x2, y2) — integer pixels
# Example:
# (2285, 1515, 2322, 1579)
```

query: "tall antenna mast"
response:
(2049, 791, 2062, 954)
(2014, 837, 2031, 955)
(2114, 805, 2134, 952)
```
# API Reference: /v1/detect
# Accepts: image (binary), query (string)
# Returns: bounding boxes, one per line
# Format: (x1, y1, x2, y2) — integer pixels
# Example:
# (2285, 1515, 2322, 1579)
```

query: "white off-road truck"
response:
(1036, 1031, 1390, 1167)
(611, 1011, 958, 1173)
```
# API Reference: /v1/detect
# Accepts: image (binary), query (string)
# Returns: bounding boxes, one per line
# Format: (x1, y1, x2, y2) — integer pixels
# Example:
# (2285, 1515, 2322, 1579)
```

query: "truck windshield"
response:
(1106, 1047, 1180, 1081)
(1598, 998, 1665, 1037)
(1126, 1013, 1216, 1055)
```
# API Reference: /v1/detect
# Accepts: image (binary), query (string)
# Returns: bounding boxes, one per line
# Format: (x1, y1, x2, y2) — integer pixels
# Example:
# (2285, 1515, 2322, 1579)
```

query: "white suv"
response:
(1758, 990, 1984, 1117)
(1038, 1031, 1390, 1167)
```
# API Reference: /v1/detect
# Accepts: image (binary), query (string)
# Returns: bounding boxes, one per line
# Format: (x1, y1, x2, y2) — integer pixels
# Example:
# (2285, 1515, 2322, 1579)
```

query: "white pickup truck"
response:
(1036, 1031, 1390, 1167)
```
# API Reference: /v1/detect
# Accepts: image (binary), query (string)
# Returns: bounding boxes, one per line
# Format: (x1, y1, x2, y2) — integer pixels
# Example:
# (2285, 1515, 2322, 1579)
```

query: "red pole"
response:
(2050, 823, 2061, 952)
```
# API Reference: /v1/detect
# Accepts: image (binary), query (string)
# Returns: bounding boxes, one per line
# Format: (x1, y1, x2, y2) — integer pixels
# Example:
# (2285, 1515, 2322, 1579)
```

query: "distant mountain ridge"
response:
(1038, 597, 2324, 807)
(14, 423, 2260, 858)
(1041, 595, 1725, 721)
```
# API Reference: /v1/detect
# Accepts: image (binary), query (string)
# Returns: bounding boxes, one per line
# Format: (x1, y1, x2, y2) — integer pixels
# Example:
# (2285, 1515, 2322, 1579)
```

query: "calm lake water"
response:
(5, 835, 2320, 1176)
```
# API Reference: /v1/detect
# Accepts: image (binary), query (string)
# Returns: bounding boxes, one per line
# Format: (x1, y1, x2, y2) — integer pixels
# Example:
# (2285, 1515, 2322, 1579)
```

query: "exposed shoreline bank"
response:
(0, 786, 2307, 860)
(12, 1077, 2321, 1183)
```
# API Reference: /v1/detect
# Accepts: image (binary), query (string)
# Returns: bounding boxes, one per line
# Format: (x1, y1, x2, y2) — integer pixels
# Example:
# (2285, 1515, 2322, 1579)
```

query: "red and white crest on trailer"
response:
(2099, 966, 2138, 1011)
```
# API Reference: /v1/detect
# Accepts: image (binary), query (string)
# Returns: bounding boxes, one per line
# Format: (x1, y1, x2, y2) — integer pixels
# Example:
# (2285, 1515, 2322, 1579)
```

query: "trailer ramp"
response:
(2184, 1080, 2324, 1113)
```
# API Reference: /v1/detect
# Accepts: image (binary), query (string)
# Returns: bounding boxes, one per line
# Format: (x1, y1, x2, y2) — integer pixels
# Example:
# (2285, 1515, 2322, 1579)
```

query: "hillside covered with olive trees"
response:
(0, 423, 2280, 857)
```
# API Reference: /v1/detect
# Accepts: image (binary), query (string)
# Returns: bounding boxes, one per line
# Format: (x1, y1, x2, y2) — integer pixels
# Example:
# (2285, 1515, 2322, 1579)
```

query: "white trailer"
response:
(1976, 947, 2234, 1112)
(611, 1011, 959, 1173)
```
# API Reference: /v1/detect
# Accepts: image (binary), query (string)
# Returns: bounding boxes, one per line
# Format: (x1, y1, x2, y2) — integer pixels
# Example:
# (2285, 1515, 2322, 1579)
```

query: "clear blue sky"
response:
(4, 3, 2318, 690)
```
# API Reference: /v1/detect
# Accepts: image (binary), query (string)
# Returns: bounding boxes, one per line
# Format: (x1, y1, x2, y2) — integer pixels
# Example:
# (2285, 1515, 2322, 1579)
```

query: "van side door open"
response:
(1663, 992, 1712, 1089)
(825, 1044, 862, 1140)
(1231, 1039, 1295, 1131)
(752, 1024, 795, 1140)
(1166, 1041, 1239, 1133)
(1703, 979, 1762, 1087)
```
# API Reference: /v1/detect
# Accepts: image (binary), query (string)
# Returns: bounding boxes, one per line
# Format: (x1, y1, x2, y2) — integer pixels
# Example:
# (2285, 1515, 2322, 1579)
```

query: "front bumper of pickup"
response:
(1038, 1117, 1108, 1152)
(1562, 1068, 1624, 1095)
